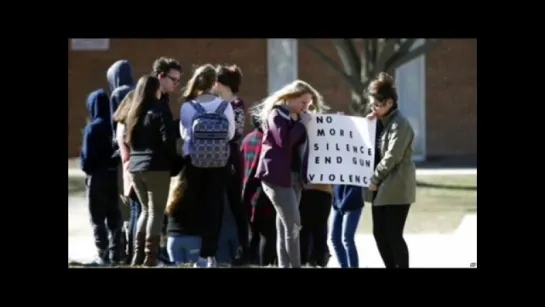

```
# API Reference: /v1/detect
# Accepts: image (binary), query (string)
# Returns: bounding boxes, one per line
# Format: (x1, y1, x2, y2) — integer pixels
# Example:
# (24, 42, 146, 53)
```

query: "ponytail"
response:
(181, 75, 199, 102)
(181, 64, 217, 102)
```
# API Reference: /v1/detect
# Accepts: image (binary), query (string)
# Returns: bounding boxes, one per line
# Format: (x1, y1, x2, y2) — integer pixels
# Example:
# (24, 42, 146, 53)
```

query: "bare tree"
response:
(300, 39, 439, 114)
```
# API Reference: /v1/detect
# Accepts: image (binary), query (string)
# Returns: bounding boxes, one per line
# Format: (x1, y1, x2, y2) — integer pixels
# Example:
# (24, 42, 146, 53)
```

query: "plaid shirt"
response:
(231, 97, 246, 143)
(241, 128, 273, 221)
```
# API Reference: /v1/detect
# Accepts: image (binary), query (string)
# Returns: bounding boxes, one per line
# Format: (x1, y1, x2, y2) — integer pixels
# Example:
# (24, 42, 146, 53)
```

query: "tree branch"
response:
(332, 39, 361, 78)
(385, 39, 439, 72)
(376, 39, 401, 73)
(299, 39, 363, 93)
(368, 39, 378, 77)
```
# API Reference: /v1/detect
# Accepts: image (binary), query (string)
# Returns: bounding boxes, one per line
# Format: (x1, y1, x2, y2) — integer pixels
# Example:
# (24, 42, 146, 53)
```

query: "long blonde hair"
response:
(252, 80, 329, 128)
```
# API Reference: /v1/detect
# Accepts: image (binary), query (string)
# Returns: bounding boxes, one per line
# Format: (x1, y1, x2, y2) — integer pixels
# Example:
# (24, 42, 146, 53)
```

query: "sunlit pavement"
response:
(69, 193, 477, 268)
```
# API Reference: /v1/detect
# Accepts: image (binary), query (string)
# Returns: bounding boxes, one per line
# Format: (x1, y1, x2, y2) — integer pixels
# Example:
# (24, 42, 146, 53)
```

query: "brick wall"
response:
(426, 39, 477, 157)
(68, 38, 476, 159)
(68, 39, 267, 157)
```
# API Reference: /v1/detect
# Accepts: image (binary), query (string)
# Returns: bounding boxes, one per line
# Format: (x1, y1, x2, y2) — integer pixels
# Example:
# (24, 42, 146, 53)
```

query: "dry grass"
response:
(356, 175, 476, 234)
(69, 172, 476, 234)
(69, 177, 86, 195)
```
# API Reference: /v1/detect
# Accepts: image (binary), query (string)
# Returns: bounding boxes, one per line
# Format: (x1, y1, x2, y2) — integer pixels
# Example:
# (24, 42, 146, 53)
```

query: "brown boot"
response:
(131, 232, 146, 266)
(143, 236, 160, 267)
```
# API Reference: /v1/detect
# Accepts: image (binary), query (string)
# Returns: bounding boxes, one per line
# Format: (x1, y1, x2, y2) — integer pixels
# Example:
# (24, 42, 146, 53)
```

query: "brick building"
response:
(68, 39, 476, 162)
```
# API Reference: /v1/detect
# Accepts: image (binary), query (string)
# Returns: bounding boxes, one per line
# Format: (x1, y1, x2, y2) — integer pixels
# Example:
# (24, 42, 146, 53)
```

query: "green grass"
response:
(416, 175, 477, 211)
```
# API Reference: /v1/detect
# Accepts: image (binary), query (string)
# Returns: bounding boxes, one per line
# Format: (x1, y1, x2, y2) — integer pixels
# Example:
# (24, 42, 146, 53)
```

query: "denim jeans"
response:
(329, 208, 363, 268)
(126, 197, 141, 260)
(167, 235, 202, 265)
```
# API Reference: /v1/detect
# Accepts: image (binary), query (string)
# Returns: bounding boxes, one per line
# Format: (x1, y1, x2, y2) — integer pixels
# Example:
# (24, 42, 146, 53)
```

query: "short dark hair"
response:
(216, 65, 242, 94)
(152, 57, 182, 77)
(367, 72, 398, 106)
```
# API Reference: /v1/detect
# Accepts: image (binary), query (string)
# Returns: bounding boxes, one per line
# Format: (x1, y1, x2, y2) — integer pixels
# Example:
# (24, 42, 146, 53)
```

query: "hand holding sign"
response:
(301, 111, 313, 126)
(366, 112, 377, 120)
(306, 114, 376, 187)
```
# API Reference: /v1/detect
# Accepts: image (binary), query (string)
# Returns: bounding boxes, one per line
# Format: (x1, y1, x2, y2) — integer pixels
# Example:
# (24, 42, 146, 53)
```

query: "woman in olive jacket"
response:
(364, 72, 416, 269)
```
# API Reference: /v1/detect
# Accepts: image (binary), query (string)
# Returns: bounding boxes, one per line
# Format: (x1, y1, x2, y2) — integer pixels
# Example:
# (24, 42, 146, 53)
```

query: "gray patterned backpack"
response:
(189, 100, 230, 168)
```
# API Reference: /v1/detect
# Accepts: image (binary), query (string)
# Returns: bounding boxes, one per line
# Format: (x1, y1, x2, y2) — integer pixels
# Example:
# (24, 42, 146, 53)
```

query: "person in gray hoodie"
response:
(107, 60, 135, 143)
(107, 60, 135, 262)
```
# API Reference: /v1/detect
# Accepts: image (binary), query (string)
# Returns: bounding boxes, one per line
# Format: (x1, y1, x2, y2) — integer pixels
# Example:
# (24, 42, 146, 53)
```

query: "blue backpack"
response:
(189, 100, 231, 168)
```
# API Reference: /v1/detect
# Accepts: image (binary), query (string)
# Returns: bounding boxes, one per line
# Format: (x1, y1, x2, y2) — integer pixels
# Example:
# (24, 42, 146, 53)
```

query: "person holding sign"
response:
(365, 72, 416, 269)
(254, 80, 325, 268)
(299, 104, 332, 268)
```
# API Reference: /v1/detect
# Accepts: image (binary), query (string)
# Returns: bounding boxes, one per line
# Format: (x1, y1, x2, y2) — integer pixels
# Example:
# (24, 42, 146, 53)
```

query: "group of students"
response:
(80, 54, 417, 268)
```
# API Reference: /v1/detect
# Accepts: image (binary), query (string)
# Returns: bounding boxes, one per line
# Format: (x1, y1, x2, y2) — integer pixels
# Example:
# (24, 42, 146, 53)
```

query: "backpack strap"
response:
(189, 100, 206, 114)
(215, 101, 229, 114)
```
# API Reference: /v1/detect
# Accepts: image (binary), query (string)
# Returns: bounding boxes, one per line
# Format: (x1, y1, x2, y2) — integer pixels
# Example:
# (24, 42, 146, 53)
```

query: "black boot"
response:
(232, 246, 250, 266)
(109, 227, 124, 265)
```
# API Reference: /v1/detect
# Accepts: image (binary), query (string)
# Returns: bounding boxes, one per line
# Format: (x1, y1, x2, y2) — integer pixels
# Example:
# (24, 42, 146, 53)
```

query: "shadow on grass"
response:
(69, 177, 86, 195)
(416, 181, 477, 191)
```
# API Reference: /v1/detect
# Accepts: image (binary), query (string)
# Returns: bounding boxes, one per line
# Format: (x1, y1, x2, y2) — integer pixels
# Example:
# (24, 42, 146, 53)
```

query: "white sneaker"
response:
(207, 257, 217, 268)
(193, 257, 208, 268)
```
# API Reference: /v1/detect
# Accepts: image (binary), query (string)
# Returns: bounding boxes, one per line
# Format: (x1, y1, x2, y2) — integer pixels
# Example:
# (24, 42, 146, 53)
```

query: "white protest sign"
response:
(306, 114, 376, 187)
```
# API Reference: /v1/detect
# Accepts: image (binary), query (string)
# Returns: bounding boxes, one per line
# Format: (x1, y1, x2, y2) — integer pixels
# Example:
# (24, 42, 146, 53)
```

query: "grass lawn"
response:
(356, 174, 476, 234)
(69, 174, 476, 234)
(69, 177, 85, 195)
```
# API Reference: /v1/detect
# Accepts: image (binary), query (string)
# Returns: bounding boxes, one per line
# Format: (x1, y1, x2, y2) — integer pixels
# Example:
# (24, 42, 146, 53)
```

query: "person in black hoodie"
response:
(125, 75, 179, 266)
(80, 89, 123, 265)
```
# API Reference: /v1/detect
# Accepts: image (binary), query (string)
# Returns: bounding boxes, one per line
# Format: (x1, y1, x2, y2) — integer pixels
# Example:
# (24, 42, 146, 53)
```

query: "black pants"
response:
(372, 205, 411, 268)
(86, 170, 123, 261)
(249, 207, 277, 266)
(226, 146, 249, 248)
(186, 161, 229, 257)
(299, 190, 332, 267)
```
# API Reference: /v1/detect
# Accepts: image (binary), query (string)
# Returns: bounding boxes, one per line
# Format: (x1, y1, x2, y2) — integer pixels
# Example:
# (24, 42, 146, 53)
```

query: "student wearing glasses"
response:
(150, 57, 184, 264)
(364, 72, 416, 269)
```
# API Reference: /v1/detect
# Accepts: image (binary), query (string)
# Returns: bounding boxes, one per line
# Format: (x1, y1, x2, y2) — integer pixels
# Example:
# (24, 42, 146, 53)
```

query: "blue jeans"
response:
(329, 208, 363, 268)
(127, 197, 141, 260)
(167, 235, 202, 265)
